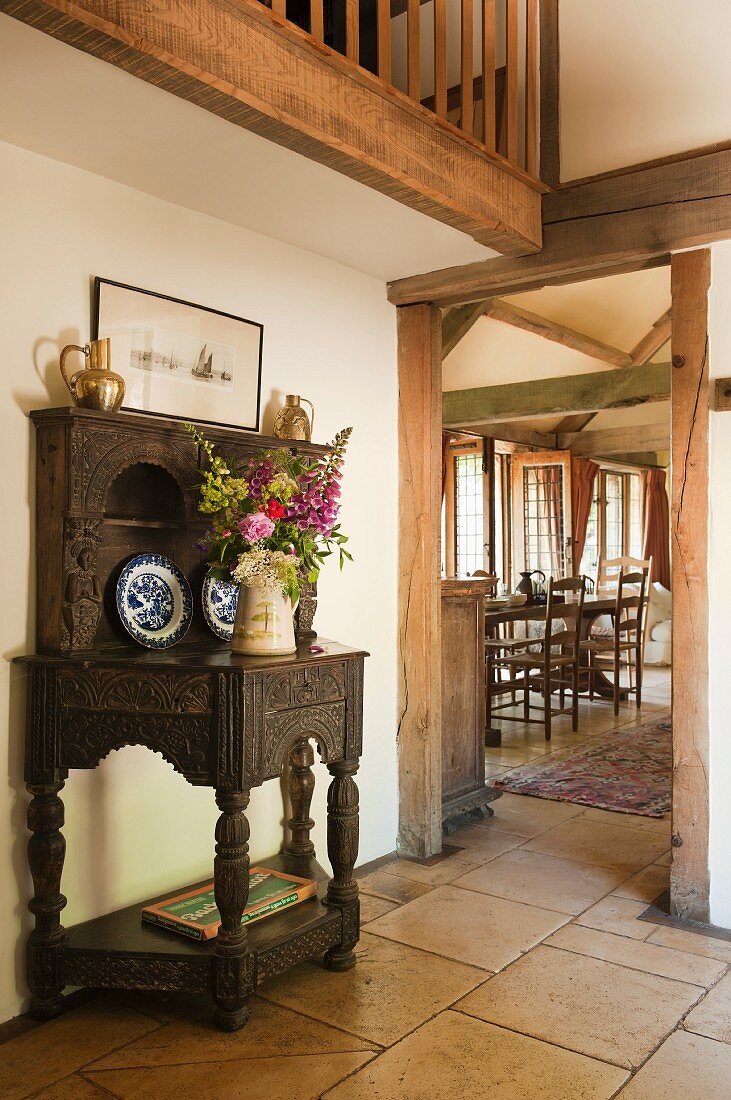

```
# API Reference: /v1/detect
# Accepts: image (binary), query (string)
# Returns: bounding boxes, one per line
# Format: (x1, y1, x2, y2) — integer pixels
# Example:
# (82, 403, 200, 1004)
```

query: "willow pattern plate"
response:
(116, 553, 193, 649)
(202, 575, 239, 641)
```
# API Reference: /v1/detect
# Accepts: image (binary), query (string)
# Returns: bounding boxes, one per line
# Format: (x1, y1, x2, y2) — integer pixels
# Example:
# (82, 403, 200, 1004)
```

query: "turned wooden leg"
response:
(286, 739, 315, 861)
(26, 782, 67, 1019)
(324, 759, 359, 972)
(212, 789, 255, 1031)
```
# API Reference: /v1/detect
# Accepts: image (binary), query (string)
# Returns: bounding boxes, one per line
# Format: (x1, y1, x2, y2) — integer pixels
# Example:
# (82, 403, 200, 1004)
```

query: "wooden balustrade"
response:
(260, 0, 543, 179)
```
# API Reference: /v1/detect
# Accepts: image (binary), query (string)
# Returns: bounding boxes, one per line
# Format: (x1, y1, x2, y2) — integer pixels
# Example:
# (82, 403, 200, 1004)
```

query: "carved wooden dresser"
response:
(19, 407, 367, 1030)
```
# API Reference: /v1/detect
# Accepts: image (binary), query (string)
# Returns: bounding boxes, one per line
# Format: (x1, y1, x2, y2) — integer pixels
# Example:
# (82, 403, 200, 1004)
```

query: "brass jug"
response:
(273, 394, 315, 442)
(60, 338, 125, 412)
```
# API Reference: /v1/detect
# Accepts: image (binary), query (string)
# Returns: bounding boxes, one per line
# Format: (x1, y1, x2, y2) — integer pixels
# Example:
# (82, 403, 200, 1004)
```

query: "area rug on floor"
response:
(492, 716, 671, 817)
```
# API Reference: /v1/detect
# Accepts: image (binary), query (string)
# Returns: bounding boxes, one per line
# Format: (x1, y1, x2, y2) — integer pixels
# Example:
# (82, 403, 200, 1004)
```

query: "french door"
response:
(510, 450, 573, 585)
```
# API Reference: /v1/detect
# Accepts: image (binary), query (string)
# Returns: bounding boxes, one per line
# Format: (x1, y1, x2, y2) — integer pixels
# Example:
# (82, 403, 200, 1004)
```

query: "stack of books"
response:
(142, 866, 317, 942)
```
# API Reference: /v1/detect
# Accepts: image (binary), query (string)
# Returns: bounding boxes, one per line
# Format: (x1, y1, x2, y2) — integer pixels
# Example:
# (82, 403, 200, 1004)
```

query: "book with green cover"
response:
(141, 867, 318, 941)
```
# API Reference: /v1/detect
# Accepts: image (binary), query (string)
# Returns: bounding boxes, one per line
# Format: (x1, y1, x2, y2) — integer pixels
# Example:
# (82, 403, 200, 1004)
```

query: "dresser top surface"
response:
(16, 638, 368, 672)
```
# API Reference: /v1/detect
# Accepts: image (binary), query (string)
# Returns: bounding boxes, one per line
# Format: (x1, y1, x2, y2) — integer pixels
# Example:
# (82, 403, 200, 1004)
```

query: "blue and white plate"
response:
(116, 554, 193, 649)
(202, 575, 239, 641)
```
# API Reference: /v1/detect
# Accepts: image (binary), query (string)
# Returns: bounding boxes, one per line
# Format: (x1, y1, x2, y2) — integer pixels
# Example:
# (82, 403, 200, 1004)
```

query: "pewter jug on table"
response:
(60, 338, 125, 412)
(273, 395, 315, 442)
(516, 569, 546, 602)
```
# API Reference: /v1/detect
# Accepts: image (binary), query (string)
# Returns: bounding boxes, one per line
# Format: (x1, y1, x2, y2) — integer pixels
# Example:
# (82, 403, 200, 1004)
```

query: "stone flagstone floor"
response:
(4, 668, 731, 1098)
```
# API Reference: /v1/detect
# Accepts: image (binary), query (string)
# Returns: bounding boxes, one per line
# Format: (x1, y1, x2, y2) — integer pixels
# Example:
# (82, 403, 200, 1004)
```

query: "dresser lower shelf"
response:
(49, 853, 351, 996)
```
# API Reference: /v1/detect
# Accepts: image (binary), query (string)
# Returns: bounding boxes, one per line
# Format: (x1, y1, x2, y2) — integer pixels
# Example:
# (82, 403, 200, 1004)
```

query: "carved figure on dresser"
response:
(63, 544, 102, 648)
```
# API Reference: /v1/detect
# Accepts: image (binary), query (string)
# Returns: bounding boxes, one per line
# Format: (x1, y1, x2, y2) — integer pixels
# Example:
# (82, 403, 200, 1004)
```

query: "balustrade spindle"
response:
(433, 0, 447, 117)
(310, 0, 324, 41)
(377, 0, 392, 83)
(346, 0, 360, 62)
(506, 0, 519, 163)
(481, 0, 496, 150)
(461, 0, 474, 134)
(407, 0, 420, 101)
(525, 0, 538, 176)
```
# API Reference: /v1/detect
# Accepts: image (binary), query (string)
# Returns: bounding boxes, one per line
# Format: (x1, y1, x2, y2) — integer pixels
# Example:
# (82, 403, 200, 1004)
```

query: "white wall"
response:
(707, 242, 731, 928)
(0, 140, 398, 1024)
(559, 0, 731, 180)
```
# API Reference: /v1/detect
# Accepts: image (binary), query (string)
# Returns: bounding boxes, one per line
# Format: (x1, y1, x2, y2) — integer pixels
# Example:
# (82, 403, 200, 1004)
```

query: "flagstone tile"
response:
(366, 884, 568, 971)
(436, 824, 524, 861)
(107, 990, 210, 1024)
(453, 849, 626, 914)
(485, 792, 585, 838)
(524, 817, 669, 873)
(0, 1000, 159, 1100)
(683, 972, 731, 1043)
(359, 894, 399, 924)
(89, 996, 378, 1070)
(456, 945, 702, 1069)
(613, 864, 669, 903)
(356, 869, 433, 904)
(647, 925, 731, 964)
(545, 925, 725, 987)
(616, 1031, 731, 1099)
(575, 896, 656, 940)
(579, 808, 672, 834)
(325, 1010, 628, 1100)
(380, 853, 481, 886)
(32, 1076, 110, 1099)
(258, 932, 485, 1046)
(85, 1051, 374, 1100)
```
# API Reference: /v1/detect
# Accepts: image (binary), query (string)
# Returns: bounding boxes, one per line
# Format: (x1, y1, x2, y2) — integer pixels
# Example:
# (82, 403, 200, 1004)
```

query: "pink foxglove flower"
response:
(238, 513, 275, 542)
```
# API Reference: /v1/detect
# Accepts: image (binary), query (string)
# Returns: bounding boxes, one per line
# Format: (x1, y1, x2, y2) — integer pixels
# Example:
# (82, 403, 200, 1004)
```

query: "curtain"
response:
(571, 457, 599, 574)
(643, 468, 671, 589)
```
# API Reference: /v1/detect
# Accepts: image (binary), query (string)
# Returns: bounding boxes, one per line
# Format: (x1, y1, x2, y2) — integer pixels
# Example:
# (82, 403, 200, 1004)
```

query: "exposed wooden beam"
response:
(443, 361, 671, 427)
(538, 0, 559, 187)
(595, 452, 664, 469)
(557, 424, 669, 457)
(488, 299, 633, 367)
(466, 423, 556, 448)
(630, 307, 672, 365)
(442, 301, 492, 358)
(553, 413, 595, 433)
(1, 0, 543, 255)
(671, 249, 711, 923)
(389, 145, 731, 305)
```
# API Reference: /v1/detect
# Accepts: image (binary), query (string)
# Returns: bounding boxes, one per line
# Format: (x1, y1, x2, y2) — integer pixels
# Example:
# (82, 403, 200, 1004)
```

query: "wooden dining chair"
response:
(581, 565, 649, 715)
(487, 575, 586, 742)
(593, 555, 653, 690)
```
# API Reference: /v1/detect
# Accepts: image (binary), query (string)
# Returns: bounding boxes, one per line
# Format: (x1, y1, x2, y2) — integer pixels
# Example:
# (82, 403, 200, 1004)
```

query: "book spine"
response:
(142, 910, 208, 941)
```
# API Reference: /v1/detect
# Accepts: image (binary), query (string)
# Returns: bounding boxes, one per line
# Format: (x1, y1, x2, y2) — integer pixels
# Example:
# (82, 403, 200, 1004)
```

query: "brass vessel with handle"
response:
(273, 394, 315, 442)
(60, 338, 125, 412)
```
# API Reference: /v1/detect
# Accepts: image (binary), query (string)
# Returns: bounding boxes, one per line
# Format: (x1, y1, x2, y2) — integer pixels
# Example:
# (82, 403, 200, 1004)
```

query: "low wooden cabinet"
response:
(441, 579, 500, 830)
(20, 641, 366, 1030)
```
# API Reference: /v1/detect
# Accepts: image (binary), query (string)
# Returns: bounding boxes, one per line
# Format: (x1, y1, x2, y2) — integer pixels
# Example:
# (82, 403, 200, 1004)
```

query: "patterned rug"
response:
(492, 716, 671, 817)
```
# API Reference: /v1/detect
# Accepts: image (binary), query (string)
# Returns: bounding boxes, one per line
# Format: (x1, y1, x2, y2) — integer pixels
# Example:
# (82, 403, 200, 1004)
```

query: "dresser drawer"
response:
(264, 661, 347, 712)
(263, 701, 347, 777)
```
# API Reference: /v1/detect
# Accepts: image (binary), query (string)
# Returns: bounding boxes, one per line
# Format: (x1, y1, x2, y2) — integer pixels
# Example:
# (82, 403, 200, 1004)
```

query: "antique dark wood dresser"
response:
(18, 407, 367, 1030)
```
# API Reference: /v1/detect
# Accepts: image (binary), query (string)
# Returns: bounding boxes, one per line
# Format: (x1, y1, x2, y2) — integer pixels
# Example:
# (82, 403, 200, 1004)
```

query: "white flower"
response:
(231, 547, 301, 592)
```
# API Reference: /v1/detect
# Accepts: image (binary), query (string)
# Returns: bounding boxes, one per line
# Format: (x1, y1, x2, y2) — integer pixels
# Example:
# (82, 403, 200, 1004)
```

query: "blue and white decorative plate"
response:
(116, 554, 193, 649)
(202, 575, 239, 641)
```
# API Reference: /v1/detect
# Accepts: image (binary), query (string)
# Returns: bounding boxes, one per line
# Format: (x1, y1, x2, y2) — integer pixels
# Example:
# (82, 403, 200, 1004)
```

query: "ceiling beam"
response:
(464, 423, 557, 448)
(557, 423, 669, 457)
(442, 301, 493, 358)
(629, 307, 672, 365)
(443, 361, 671, 427)
(1, 0, 543, 255)
(487, 299, 632, 367)
(389, 145, 731, 305)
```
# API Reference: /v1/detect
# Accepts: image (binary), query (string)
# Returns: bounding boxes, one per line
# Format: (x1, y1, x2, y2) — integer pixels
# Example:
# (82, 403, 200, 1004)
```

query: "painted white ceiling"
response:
(0, 14, 496, 282)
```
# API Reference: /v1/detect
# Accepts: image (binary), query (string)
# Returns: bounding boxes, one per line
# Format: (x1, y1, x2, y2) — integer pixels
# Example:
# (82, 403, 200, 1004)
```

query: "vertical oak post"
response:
(670, 249, 711, 922)
(539, 0, 560, 185)
(397, 304, 443, 858)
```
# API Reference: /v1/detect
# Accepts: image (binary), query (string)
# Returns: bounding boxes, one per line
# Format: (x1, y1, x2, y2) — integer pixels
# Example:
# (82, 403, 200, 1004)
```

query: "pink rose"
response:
(237, 513, 275, 542)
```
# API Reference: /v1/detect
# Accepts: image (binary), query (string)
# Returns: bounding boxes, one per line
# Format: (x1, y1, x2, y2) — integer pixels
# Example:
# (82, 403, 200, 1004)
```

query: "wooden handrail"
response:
(257, 0, 544, 179)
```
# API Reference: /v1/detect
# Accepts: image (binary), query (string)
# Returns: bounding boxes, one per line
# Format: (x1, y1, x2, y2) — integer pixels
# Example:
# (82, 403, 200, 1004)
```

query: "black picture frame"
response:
(93, 276, 264, 432)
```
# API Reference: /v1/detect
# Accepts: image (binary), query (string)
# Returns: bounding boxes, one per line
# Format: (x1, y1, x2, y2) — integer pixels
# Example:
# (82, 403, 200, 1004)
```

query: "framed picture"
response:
(93, 277, 263, 431)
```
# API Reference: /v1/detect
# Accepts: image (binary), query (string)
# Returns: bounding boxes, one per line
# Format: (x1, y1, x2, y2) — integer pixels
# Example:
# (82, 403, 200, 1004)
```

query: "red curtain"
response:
(643, 468, 671, 589)
(571, 457, 599, 573)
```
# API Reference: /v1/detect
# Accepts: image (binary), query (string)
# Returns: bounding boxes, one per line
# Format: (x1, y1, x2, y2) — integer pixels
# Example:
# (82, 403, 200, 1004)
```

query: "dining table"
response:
(484, 593, 623, 746)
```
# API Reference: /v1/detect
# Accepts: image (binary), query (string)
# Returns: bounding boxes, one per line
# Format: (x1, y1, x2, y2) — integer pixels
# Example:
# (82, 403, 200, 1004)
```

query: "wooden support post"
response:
(398, 305, 443, 858)
(670, 249, 711, 923)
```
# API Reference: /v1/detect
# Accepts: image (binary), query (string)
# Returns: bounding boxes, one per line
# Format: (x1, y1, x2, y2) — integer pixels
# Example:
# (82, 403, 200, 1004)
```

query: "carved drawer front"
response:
(264, 662, 347, 712)
(263, 702, 346, 778)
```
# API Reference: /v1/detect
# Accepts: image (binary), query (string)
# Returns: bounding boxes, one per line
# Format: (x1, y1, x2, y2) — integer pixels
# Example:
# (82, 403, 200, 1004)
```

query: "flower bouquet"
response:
(186, 423, 352, 654)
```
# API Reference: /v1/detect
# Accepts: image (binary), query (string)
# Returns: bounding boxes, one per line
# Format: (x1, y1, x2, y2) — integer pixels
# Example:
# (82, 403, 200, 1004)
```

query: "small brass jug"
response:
(60, 338, 125, 412)
(273, 394, 315, 442)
